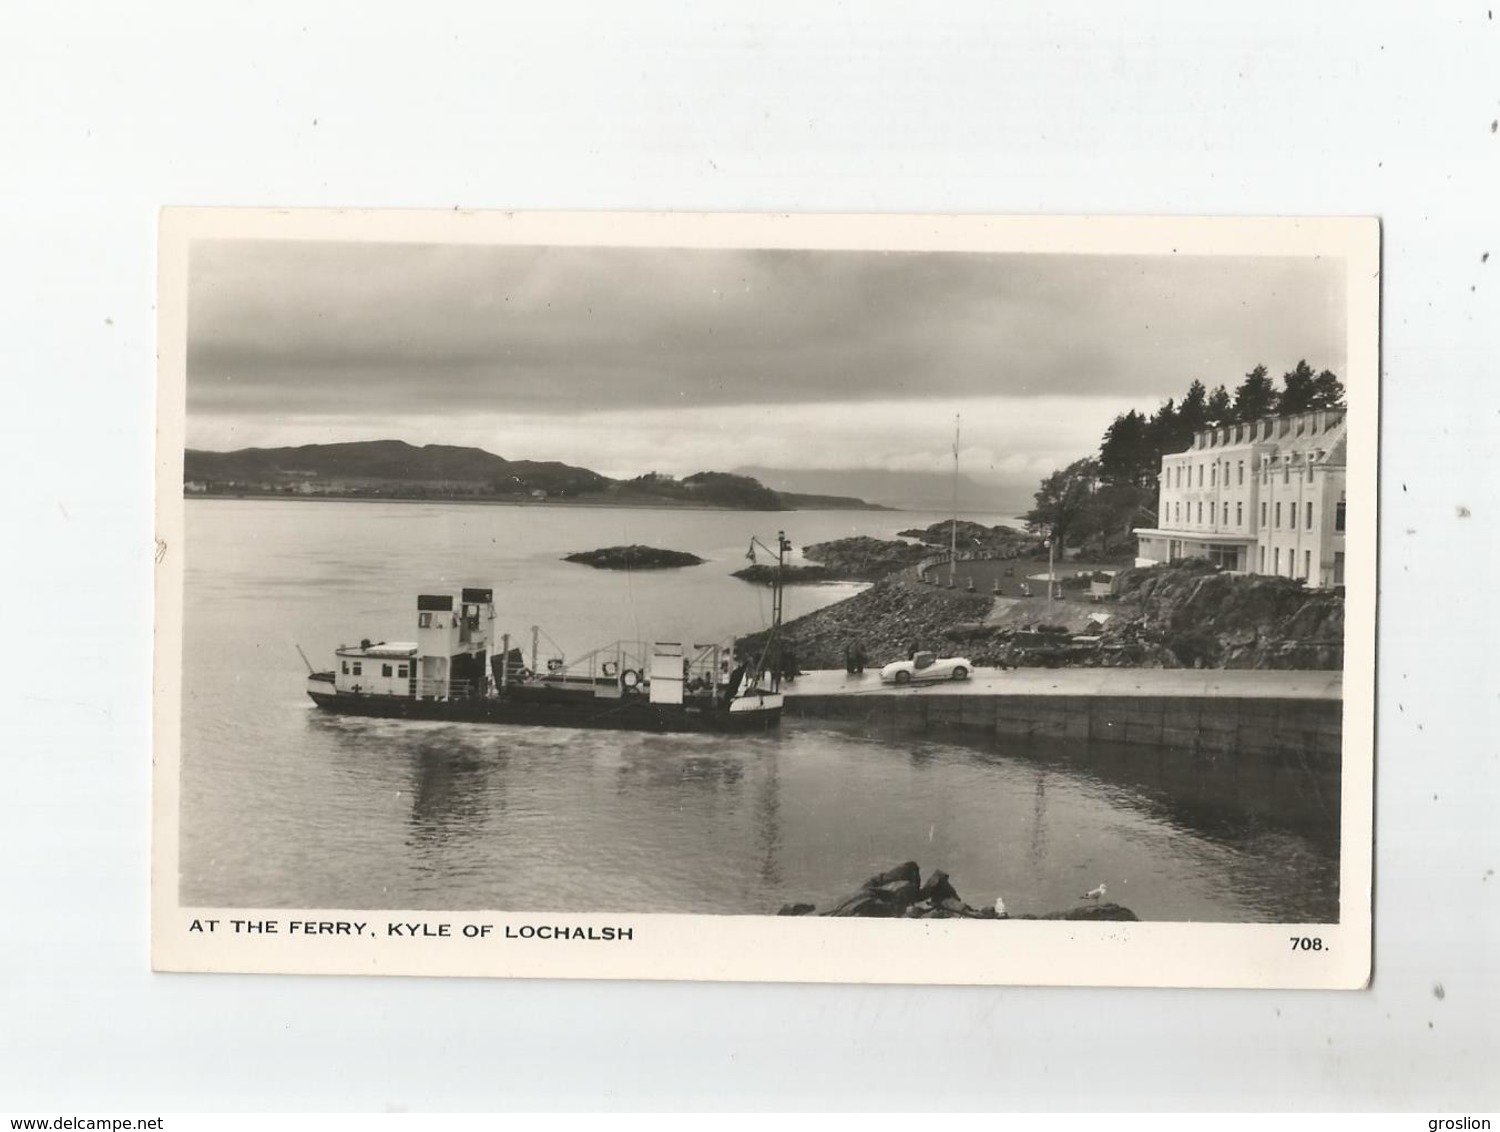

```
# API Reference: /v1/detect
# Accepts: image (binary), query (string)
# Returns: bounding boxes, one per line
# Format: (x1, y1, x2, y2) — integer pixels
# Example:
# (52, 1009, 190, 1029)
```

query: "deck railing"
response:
(413, 677, 478, 700)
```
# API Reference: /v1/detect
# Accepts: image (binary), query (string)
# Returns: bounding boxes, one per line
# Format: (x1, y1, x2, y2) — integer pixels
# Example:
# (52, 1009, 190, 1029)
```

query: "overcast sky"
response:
(186, 240, 1346, 490)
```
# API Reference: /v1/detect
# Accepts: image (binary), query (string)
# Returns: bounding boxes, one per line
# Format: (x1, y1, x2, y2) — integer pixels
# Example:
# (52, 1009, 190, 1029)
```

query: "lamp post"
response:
(1047, 536, 1056, 610)
(746, 530, 793, 691)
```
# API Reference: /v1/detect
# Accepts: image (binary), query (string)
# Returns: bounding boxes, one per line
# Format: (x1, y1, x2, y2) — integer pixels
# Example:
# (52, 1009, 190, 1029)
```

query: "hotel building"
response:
(1134, 408, 1347, 588)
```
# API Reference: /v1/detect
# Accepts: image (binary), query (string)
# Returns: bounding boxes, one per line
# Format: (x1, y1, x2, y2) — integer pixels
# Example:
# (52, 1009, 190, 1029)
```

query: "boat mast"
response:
(950, 414, 960, 587)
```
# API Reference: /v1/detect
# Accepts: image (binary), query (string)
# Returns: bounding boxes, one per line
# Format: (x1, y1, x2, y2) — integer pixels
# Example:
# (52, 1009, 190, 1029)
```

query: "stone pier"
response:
(782, 668, 1342, 764)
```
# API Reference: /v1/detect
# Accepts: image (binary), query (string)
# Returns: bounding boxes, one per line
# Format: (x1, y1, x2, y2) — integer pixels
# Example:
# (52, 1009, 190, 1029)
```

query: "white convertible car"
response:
(879, 650, 972, 685)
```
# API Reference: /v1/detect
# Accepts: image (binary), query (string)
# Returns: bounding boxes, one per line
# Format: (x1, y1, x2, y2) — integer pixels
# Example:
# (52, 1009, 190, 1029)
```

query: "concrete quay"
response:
(785, 667, 1340, 701)
(782, 667, 1343, 763)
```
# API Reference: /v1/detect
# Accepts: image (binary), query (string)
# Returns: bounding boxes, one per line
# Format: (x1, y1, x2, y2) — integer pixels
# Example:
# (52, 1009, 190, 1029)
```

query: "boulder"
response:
(864, 861, 922, 890)
(826, 892, 899, 918)
(782, 861, 1140, 921)
(871, 879, 921, 909)
(1032, 902, 1140, 922)
(917, 869, 959, 905)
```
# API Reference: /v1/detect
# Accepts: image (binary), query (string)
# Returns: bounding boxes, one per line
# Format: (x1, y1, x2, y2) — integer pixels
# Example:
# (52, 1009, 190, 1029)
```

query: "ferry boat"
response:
(303, 535, 793, 733)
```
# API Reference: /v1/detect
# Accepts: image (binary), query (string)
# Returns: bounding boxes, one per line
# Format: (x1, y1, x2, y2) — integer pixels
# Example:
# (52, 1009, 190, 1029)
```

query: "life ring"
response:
(602, 660, 619, 678)
(620, 668, 642, 689)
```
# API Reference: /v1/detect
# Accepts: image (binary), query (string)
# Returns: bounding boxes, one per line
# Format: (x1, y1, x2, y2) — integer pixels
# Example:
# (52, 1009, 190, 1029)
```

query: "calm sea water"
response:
(179, 498, 1339, 922)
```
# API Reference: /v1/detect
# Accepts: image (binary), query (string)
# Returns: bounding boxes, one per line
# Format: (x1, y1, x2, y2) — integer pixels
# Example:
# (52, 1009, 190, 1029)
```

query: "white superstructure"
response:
(332, 586, 496, 700)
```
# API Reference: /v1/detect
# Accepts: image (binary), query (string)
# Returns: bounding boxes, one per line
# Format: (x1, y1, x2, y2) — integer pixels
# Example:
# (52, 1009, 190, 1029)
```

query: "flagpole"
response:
(949, 414, 959, 587)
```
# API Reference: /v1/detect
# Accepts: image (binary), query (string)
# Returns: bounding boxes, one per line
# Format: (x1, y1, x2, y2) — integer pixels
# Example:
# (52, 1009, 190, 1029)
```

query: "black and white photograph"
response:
(152, 210, 1377, 987)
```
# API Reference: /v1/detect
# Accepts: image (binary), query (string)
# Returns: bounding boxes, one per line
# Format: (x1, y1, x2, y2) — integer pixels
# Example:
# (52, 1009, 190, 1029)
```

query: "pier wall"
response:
(783, 691, 1342, 765)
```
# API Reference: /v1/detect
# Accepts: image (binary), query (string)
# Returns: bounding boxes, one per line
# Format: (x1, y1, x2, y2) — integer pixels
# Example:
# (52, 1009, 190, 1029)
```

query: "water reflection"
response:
(266, 704, 1339, 921)
(830, 717, 1341, 921)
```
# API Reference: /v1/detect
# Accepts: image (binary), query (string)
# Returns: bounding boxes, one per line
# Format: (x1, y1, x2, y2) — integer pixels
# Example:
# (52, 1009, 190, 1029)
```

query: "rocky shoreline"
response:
(741, 552, 1342, 672)
(739, 575, 991, 669)
(897, 520, 1040, 555)
(800, 536, 931, 580)
(778, 861, 1139, 921)
(732, 563, 837, 584)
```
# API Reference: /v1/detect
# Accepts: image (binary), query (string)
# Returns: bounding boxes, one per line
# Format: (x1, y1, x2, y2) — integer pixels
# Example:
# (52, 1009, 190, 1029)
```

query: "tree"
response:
(1098, 409, 1153, 487)
(1178, 379, 1209, 435)
(1024, 457, 1099, 550)
(1233, 364, 1278, 421)
(1310, 369, 1345, 409)
(1279, 359, 1318, 414)
(1145, 398, 1178, 450)
(1083, 482, 1156, 555)
(1206, 384, 1233, 425)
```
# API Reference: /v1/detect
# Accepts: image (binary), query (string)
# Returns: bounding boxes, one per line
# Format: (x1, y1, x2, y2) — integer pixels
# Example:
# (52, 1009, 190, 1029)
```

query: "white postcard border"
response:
(152, 208, 1378, 989)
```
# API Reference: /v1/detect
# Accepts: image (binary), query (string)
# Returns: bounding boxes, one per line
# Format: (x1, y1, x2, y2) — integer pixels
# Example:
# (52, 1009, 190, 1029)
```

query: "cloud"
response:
(187, 241, 1348, 427)
(186, 394, 1128, 489)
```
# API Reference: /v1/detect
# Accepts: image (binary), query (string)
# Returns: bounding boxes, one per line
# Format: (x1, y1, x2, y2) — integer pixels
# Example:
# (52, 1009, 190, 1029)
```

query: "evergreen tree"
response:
(1144, 398, 1181, 467)
(1178, 379, 1209, 432)
(1098, 409, 1153, 487)
(1232, 364, 1278, 421)
(1279, 359, 1318, 414)
(1206, 384, 1233, 425)
(1310, 369, 1345, 409)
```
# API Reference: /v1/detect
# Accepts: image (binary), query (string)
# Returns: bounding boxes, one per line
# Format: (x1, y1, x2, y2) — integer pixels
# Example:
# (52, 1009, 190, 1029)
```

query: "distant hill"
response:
(183, 440, 886, 511)
(185, 441, 610, 497)
(734, 465, 1027, 514)
(775, 491, 894, 512)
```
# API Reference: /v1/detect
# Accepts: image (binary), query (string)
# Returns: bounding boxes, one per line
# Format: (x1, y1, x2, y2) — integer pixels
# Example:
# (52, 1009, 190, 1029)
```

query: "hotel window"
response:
(1210, 502, 1216, 524)
(1211, 464, 1217, 486)
(1274, 548, 1281, 575)
(341, 661, 348, 675)
(398, 665, 409, 678)
(1275, 502, 1282, 527)
(1304, 550, 1312, 579)
(1260, 501, 1267, 526)
(382, 664, 393, 678)
(1259, 546, 1266, 571)
(1336, 500, 1346, 532)
(1197, 502, 1202, 523)
(1306, 501, 1313, 530)
(1175, 501, 1180, 522)
(1237, 461, 1244, 485)
(1198, 465, 1204, 487)
(352, 662, 362, 676)
(1236, 502, 1243, 526)
(1283, 462, 1290, 484)
(418, 612, 432, 628)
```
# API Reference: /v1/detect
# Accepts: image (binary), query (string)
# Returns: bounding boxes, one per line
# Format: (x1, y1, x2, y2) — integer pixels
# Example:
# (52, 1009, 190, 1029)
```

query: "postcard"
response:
(153, 209, 1377, 986)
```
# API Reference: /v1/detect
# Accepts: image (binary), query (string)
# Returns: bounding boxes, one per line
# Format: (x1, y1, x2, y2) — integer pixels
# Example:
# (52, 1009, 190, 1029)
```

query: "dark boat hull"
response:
(306, 688, 782, 734)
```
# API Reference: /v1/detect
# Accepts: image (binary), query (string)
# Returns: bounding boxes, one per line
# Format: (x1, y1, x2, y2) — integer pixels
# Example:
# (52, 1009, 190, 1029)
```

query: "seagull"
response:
(993, 896, 1007, 917)
(1083, 883, 1107, 902)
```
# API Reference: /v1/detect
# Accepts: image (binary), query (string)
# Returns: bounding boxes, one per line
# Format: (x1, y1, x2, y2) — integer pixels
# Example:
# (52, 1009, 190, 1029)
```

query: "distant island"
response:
(564, 546, 705, 570)
(183, 440, 893, 512)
